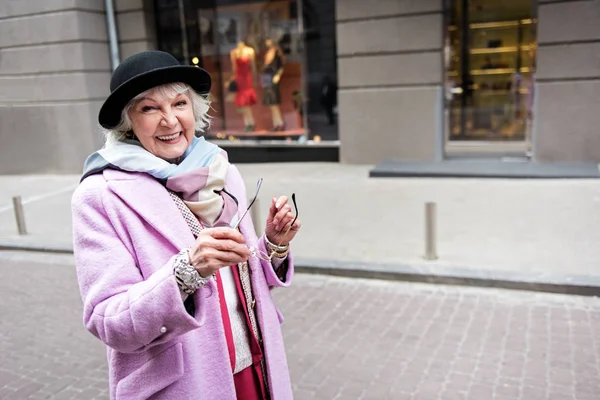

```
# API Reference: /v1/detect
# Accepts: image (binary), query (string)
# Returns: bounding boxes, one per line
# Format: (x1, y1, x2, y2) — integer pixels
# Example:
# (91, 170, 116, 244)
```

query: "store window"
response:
(154, 0, 338, 144)
(445, 0, 537, 143)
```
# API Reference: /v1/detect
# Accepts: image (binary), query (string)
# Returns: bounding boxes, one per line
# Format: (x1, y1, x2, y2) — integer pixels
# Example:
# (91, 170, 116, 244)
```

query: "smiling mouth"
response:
(157, 131, 182, 141)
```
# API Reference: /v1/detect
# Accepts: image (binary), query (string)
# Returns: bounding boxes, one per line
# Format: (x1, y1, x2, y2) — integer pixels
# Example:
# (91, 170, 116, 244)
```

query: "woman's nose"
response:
(160, 109, 177, 127)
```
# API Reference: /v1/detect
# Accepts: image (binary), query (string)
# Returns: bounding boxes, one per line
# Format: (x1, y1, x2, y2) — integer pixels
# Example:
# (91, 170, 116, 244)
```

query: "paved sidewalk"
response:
(1, 251, 599, 400)
(1, 163, 600, 289)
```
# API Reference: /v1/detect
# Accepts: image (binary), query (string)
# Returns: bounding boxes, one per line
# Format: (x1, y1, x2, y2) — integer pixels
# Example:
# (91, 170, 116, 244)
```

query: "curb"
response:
(294, 258, 600, 297)
(2, 240, 600, 297)
(369, 160, 600, 179)
(0, 240, 73, 254)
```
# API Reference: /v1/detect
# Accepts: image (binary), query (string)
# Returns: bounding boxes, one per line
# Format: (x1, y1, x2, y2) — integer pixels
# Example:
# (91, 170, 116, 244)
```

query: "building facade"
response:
(0, 0, 599, 173)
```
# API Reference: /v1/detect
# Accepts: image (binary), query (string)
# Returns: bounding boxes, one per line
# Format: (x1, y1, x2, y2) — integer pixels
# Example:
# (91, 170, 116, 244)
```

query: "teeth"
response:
(157, 132, 181, 141)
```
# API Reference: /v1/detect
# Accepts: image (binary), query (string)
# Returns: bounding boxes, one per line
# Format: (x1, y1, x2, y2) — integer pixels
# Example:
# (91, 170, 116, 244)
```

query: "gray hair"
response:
(102, 82, 211, 147)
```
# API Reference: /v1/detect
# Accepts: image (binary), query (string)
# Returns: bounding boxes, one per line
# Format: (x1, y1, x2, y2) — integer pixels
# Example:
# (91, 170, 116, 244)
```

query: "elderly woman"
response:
(72, 50, 300, 399)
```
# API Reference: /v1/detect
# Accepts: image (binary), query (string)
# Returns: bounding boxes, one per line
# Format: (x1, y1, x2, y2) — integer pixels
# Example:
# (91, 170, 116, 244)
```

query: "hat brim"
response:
(98, 65, 212, 129)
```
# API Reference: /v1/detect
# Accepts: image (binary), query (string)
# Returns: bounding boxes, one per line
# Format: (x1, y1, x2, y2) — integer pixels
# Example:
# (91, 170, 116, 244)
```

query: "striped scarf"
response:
(81, 136, 239, 227)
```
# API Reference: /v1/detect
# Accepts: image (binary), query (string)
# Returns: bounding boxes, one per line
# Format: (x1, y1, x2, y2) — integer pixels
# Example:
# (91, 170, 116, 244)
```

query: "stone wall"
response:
(335, 0, 444, 164)
(534, 0, 600, 163)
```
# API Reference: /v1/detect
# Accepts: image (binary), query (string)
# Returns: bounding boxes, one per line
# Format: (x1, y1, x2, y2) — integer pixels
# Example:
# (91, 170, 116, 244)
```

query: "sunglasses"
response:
(220, 178, 298, 261)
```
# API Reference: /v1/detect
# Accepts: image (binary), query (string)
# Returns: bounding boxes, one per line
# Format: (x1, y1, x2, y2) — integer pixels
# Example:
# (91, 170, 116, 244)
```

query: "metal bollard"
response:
(424, 202, 437, 260)
(250, 197, 262, 235)
(12, 196, 27, 235)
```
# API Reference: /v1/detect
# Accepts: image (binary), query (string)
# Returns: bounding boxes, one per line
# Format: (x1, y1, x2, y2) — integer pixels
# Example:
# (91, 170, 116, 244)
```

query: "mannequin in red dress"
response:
(230, 41, 258, 132)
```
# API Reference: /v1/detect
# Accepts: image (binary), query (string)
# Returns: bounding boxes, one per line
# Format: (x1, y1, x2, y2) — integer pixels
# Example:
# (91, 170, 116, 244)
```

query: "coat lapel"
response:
(103, 169, 194, 251)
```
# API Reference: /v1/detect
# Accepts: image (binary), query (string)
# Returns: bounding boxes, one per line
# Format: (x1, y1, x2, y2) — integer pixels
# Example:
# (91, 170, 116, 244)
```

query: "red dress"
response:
(234, 56, 257, 107)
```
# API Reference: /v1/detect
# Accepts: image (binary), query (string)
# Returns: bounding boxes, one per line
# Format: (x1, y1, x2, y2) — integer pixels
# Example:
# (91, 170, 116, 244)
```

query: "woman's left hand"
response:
(265, 196, 301, 246)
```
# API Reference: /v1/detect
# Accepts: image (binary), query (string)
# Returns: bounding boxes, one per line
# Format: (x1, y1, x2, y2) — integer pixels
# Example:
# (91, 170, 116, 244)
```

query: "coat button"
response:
(160, 326, 167, 334)
(250, 299, 256, 309)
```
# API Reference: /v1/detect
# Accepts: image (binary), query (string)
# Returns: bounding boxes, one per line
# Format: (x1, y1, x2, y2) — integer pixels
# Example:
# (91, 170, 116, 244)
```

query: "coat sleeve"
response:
(257, 234, 293, 288)
(228, 165, 294, 288)
(71, 179, 206, 354)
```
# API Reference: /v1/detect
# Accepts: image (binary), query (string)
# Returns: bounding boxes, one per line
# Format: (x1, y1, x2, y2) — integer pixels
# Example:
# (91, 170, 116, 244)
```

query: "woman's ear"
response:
(125, 130, 138, 141)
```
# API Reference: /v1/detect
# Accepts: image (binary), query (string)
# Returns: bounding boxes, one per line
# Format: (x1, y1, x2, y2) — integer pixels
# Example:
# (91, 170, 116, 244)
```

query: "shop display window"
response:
(445, 0, 537, 142)
(154, 0, 339, 144)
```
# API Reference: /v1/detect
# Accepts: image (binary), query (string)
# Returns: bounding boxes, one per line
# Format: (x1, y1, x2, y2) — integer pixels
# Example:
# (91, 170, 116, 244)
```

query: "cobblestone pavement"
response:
(1, 251, 600, 399)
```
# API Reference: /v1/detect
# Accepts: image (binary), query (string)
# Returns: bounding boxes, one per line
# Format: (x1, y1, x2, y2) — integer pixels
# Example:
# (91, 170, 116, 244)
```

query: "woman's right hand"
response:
(188, 227, 250, 277)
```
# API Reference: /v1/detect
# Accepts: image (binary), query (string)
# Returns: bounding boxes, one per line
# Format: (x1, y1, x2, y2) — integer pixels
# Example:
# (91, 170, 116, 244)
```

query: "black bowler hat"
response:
(98, 51, 212, 129)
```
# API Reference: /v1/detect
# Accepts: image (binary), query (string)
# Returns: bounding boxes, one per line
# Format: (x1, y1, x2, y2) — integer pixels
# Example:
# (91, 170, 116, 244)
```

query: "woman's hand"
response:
(188, 227, 250, 277)
(265, 196, 301, 246)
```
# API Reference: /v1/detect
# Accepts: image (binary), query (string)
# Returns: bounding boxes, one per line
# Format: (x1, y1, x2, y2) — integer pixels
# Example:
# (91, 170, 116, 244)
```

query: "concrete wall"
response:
(115, 0, 156, 59)
(335, 0, 444, 164)
(0, 0, 109, 174)
(0, 0, 157, 174)
(534, 0, 600, 163)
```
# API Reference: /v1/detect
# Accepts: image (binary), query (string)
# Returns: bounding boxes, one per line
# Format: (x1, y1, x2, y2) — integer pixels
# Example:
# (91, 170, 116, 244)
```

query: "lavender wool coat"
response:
(71, 164, 294, 399)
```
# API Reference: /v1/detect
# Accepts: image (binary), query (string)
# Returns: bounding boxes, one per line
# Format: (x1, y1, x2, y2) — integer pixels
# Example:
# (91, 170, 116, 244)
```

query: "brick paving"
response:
(1, 251, 600, 399)
(279, 275, 600, 400)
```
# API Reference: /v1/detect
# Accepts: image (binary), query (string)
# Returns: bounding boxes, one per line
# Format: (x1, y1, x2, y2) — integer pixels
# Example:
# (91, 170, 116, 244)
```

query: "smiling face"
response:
(128, 87, 196, 161)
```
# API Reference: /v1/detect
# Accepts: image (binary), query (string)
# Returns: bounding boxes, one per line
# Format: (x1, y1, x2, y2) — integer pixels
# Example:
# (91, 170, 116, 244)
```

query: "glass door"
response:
(444, 0, 537, 156)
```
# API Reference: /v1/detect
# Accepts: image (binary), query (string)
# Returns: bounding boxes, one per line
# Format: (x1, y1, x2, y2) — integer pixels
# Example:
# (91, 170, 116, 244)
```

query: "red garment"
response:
(215, 268, 268, 400)
(234, 365, 264, 400)
(234, 56, 257, 107)
(215, 271, 236, 373)
(200, 212, 267, 399)
(231, 266, 268, 400)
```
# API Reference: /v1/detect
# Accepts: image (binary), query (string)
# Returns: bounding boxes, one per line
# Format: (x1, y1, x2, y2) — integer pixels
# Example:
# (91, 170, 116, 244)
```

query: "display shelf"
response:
(448, 67, 531, 77)
(470, 45, 534, 55)
(475, 89, 529, 96)
(448, 18, 535, 31)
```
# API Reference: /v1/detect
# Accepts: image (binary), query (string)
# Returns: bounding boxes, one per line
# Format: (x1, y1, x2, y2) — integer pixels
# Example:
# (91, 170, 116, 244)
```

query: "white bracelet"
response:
(264, 235, 289, 252)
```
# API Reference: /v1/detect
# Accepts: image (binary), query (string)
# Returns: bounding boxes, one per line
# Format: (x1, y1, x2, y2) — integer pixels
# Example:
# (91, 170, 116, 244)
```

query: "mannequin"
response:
(526, 46, 536, 121)
(246, 15, 262, 51)
(510, 72, 523, 119)
(230, 41, 257, 131)
(262, 39, 285, 131)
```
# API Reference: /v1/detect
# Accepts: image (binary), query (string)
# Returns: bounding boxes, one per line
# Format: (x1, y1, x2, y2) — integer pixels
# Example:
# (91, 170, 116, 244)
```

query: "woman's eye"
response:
(175, 101, 187, 107)
(141, 106, 154, 112)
